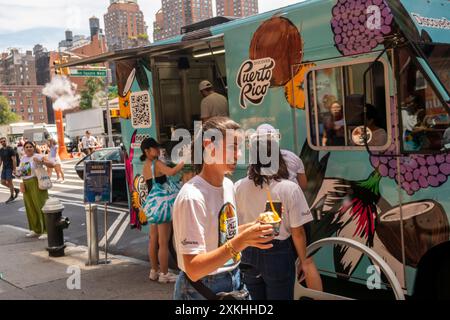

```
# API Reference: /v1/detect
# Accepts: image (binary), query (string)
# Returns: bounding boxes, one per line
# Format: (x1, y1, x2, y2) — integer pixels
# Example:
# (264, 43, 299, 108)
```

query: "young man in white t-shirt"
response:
(172, 117, 275, 300)
(81, 131, 98, 155)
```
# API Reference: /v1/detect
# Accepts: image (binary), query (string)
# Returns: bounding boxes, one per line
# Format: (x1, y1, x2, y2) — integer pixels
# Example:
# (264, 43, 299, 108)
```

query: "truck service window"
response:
(306, 60, 389, 150)
(398, 47, 450, 153)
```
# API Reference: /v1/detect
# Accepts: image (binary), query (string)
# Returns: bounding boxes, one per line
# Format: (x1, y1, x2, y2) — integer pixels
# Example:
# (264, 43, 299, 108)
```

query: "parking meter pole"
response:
(85, 204, 99, 266)
(105, 69, 114, 148)
(104, 204, 108, 264)
(99, 204, 111, 265)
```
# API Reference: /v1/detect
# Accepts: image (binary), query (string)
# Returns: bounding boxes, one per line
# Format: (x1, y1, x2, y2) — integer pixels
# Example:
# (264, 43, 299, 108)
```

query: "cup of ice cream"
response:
(258, 211, 281, 237)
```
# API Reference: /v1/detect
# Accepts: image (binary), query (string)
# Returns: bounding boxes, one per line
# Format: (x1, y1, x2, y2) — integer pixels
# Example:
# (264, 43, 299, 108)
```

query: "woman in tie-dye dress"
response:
(141, 138, 184, 283)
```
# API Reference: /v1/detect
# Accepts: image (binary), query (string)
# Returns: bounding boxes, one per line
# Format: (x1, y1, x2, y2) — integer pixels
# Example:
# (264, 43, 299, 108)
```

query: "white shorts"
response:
(49, 157, 62, 165)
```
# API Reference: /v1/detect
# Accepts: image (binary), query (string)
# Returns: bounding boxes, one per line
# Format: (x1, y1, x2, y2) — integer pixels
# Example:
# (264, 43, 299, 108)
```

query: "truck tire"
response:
(413, 242, 450, 300)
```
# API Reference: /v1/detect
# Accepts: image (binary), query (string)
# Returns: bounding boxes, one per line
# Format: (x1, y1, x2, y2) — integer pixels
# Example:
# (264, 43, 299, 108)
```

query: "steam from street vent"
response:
(43, 76, 80, 111)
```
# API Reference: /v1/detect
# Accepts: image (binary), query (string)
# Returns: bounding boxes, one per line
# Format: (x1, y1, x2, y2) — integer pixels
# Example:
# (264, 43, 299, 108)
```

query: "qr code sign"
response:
(130, 91, 152, 129)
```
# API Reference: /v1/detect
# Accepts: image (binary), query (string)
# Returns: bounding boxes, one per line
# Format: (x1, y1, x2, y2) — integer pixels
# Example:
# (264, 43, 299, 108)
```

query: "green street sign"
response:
(70, 69, 107, 77)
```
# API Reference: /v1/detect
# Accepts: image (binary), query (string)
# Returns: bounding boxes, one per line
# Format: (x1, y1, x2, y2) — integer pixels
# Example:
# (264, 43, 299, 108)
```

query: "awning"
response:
(58, 34, 224, 68)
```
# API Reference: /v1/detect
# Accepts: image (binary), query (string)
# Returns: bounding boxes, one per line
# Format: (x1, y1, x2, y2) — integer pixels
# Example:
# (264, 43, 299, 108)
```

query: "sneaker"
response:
(158, 272, 178, 283)
(25, 231, 38, 238)
(149, 269, 159, 281)
(38, 234, 48, 240)
(59, 179, 65, 184)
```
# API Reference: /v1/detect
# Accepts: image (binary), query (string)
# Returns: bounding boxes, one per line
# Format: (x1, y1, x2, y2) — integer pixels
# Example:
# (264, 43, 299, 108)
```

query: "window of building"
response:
(306, 59, 390, 150)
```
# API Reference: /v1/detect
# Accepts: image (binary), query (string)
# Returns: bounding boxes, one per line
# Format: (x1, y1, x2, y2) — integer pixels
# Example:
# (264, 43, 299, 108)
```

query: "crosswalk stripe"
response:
(0, 189, 82, 201)
(13, 178, 83, 185)
(0, 189, 129, 212)
(12, 181, 83, 190)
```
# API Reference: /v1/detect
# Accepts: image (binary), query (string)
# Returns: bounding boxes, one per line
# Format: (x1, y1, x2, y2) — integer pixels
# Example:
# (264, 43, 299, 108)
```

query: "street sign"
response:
(70, 69, 107, 77)
(84, 161, 112, 204)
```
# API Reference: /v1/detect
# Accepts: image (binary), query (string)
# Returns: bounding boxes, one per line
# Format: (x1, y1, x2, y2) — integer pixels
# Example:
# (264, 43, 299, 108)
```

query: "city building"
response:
(216, 0, 259, 17)
(154, 0, 213, 41)
(33, 45, 55, 124)
(104, 0, 149, 51)
(0, 49, 37, 86)
(89, 16, 101, 39)
(58, 31, 91, 52)
(0, 85, 48, 123)
(153, 9, 165, 42)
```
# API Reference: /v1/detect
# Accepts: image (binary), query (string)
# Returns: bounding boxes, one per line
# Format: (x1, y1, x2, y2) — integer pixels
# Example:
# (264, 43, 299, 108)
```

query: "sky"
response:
(0, 0, 302, 52)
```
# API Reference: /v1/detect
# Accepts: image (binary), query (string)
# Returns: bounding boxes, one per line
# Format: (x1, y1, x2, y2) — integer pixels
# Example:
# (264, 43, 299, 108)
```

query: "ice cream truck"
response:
(61, 0, 450, 299)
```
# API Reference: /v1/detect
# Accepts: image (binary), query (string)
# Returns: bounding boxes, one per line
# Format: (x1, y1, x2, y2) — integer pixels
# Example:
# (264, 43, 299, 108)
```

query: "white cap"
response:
(199, 80, 213, 91)
(256, 124, 277, 134)
(250, 124, 281, 142)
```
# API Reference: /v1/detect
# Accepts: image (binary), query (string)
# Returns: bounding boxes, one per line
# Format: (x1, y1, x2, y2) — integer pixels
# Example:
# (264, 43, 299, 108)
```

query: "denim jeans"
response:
(241, 238, 296, 300)
(174, 267, 249, 300)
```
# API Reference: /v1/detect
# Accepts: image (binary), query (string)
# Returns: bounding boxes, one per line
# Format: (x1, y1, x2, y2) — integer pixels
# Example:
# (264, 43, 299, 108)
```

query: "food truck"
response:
(60, 0, 450, 299)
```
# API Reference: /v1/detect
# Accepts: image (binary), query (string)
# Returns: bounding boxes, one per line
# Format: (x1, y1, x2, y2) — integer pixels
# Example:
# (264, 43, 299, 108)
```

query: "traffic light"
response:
(110, 108, 120, 118)
(53, 58, 70, 76)
(53, 60, 61, 75)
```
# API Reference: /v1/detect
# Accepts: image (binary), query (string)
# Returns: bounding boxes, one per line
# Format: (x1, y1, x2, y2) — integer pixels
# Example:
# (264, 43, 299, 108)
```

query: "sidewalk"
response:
(0, 225, 174, 300)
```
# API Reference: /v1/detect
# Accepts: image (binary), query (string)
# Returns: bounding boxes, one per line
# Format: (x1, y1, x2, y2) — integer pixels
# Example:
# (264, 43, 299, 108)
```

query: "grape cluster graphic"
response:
(370, 144, 450, 196)
(331, 0, 394, 56)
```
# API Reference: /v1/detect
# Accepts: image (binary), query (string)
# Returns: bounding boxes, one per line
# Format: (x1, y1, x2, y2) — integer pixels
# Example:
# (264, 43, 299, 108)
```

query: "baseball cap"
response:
(256, 124, 277, 134)
(199, 80, 213, 91)
(141, 138, 162, 152)
(250, 124, 281, 142)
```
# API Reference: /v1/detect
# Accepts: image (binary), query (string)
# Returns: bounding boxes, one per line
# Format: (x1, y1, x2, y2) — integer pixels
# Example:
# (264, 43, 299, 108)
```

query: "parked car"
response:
(75, 147, 127, 202)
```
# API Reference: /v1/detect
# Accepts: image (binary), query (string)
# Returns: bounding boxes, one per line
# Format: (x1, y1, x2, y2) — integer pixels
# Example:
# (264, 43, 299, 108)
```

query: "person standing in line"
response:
(81, 131, 98, 155)
(253, 124, 323, 293)
(141, 138, 185, 283)
(15, 141, 54, 240)
(235, 132, 316, 300)
(46, 138, 65, 184)
(172, 117, 274, 300)
(256, 124, 308, 190)
(199, 80, 229, 122)
(0, 137, 20, 204)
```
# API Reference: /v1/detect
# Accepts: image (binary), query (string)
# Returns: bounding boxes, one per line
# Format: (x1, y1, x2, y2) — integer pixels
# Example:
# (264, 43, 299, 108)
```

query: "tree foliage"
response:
(79, 77, 105, 110)
(0, 96, 20, 125)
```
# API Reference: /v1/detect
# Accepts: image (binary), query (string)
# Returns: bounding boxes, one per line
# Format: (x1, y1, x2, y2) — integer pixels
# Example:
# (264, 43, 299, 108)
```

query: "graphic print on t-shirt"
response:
(18, 161, 32, 177)
(218, 202, 240, 266)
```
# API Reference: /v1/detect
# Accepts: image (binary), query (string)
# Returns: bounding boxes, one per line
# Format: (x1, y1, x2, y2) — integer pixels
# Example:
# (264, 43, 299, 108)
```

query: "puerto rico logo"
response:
(236, 57, 275, 109)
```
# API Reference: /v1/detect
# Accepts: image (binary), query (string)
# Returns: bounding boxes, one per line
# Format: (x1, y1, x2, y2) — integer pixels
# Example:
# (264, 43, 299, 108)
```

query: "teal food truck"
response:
(61, 0, 450, 299)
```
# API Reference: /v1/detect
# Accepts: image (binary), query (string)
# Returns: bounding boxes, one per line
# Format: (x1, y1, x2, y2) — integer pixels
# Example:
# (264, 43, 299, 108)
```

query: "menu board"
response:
(84, 161, 112, 204)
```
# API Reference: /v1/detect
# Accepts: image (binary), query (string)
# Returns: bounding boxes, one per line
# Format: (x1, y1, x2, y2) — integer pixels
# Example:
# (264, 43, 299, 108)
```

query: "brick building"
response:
(216, 0, 259, 17)
(0, 85, 48, 123)
(104, 0, 149, 50)
(0, 49, 37, 86)
(154, 0, 213, 41)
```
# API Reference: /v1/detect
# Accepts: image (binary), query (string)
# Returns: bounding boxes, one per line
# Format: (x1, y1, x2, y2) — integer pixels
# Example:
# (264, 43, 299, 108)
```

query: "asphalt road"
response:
(0, 159, 150, 262)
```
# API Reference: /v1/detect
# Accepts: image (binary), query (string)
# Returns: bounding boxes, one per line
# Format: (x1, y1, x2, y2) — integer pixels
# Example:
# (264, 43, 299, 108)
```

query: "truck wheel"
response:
(413, 242, 450, 300)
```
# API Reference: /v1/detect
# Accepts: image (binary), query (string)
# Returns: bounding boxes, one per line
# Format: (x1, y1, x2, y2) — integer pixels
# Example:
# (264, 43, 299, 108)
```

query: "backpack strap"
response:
(187, 277, 220, 300)
(151, 160, 156, 182)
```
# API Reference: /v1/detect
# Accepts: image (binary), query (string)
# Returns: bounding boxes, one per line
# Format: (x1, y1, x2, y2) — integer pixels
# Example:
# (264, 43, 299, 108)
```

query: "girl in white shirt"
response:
(235, 135, 317, 300)
(172, 117, 275, 300)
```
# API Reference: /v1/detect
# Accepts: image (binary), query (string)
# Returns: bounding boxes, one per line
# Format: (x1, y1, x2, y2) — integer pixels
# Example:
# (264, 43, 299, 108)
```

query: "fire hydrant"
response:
(42, 198, 70, 257)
